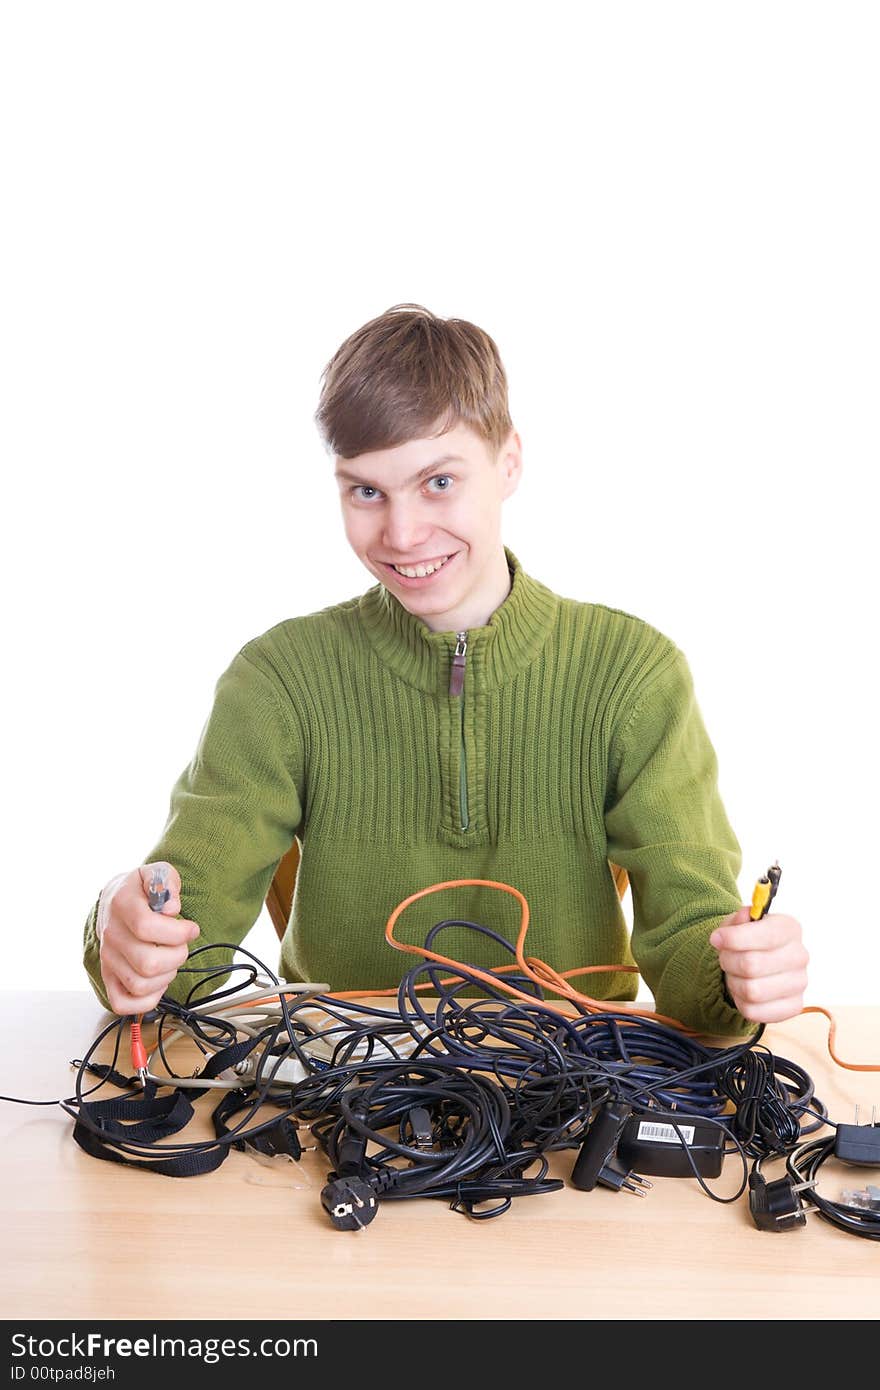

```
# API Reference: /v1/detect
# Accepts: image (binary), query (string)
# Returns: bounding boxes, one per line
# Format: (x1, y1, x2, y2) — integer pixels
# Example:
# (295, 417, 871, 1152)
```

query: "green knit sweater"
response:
(82, 546, 752, 1036)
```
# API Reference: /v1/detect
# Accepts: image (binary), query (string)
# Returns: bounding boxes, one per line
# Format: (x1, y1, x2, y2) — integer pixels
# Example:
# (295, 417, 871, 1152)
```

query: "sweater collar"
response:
(358, 545, 559, 695)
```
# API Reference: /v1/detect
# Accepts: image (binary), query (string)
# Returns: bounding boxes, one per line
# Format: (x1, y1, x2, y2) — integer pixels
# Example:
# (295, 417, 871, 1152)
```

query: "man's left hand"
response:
(709, 907, 809, 1023)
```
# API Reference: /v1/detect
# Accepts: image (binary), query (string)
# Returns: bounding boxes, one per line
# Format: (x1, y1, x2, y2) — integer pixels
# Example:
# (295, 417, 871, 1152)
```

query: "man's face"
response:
(334, 420, 522, 627)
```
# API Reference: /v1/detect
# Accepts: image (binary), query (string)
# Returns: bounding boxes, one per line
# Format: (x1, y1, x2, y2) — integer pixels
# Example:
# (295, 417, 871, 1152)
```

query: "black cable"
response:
(304, 1059, 563, 1217)
(786, 1136, 880, 1240)
(714, 1044, 824, 1158)
(0, 1015, 131, 1106)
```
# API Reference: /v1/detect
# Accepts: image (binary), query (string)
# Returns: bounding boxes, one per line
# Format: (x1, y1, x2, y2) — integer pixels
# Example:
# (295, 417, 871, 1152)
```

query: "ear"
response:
(499, 430, 523, 499)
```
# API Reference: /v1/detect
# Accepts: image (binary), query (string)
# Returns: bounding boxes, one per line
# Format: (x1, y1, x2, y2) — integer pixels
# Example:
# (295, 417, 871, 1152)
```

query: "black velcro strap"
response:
(68, 1033, 270, 1178)
(74, 1060, 139, 1090)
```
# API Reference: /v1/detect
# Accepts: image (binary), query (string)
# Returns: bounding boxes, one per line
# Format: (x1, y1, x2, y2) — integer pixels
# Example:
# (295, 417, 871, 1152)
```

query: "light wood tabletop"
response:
(1, 991, 877, 1322)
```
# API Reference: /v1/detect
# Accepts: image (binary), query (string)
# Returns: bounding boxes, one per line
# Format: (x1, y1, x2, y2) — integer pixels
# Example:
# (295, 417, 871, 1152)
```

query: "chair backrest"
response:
(266, 838, 630, 943)
(266, 838, 302, 941)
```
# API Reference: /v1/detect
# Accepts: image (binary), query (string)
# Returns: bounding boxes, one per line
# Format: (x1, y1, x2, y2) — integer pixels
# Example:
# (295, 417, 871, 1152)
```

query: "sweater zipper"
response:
(449, 631, 469, 831)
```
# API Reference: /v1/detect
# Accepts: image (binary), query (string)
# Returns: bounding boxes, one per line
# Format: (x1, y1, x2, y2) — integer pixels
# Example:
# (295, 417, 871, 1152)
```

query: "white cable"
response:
(181, 979, 329, 1015)
(144, 983, 434, 1088)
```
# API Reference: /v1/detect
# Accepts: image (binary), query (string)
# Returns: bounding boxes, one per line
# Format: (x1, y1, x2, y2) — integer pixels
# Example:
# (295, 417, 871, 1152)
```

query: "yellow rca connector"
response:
(750, 860, 782, 920)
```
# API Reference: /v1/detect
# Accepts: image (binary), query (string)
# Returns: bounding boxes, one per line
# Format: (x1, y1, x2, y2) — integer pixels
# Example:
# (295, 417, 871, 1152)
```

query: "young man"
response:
(83, 304, 807, 1034)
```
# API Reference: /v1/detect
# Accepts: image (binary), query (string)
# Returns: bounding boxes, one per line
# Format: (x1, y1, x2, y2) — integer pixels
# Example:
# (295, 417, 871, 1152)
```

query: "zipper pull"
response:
(449, 631, 467, 697)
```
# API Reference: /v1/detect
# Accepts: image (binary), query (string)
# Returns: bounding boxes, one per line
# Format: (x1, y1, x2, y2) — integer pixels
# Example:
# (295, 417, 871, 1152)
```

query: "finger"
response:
(726, 994, 806, 1025)
(721, 905, 753, 930)
(124, 938, 193, 981)
(709, 914, 800, 953)
(126, 912, 200, 947)
(103, 965, 179, 1017)
(716, 941, 809, 980)
(102, 938, 187, 994)
(103, 907, 198, 951)
(724, 968, 808, 1008)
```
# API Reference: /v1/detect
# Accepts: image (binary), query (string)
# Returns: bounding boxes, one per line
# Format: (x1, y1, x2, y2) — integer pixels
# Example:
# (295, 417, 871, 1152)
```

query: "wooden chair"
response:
(266, 837, 303, 941)
(265, 837, 629, 941)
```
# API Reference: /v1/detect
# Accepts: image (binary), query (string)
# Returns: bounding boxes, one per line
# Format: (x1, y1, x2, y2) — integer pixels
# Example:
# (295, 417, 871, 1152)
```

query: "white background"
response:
(2, 2, 876, 1006)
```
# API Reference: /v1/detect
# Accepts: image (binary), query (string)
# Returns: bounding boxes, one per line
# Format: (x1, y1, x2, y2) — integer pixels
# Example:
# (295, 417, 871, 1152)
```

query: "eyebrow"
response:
(334, 453, 467, 487)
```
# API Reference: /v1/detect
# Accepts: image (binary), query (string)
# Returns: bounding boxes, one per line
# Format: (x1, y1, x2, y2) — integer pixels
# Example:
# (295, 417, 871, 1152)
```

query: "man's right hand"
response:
(96, 863, 200, 1015)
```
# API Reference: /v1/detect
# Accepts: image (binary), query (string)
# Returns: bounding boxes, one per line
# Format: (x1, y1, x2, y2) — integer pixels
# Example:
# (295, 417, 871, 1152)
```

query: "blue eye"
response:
(350, 475, 454, 501)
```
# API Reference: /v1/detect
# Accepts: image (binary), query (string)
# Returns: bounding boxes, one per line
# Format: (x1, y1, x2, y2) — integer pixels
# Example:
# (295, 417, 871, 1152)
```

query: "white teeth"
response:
(391, 555, 450, 578)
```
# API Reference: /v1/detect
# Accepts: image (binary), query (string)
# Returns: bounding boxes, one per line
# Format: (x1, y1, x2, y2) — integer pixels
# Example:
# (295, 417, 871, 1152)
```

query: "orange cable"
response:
(186, 878, 879, 1074)
(379, 877, 699, 1032)
(378, 878, 879, 1071)
(799, 1005, 880, 1072)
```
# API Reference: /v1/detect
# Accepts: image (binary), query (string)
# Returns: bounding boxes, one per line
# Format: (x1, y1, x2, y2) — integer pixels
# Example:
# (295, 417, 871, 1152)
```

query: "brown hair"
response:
(314, 303, 513, 460)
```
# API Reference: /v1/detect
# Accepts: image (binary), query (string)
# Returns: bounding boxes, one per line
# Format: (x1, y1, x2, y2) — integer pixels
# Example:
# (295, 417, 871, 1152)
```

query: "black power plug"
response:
(321, 1115, 379, 1230)
(570, 1101, 652, 1196)
(320, 1176, 378, 1231)
(748, 1168, 808, 1232)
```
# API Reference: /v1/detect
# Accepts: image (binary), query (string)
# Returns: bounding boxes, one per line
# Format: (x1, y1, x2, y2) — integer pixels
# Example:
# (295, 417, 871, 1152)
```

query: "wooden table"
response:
(1, 991, 877, 1321)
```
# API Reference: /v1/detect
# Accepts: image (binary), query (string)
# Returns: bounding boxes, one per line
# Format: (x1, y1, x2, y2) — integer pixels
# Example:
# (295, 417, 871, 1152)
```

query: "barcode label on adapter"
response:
(636, 1120, 695, 1145)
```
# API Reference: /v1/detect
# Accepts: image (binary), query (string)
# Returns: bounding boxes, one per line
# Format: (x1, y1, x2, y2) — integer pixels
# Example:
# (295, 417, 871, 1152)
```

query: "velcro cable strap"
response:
(74, 1061, 140, 1091)
(68, 1034, 268, 1177)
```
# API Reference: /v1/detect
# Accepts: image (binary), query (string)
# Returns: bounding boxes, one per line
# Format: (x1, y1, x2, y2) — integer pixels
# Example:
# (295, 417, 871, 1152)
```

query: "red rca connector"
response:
(130, 1015, 148, 1087)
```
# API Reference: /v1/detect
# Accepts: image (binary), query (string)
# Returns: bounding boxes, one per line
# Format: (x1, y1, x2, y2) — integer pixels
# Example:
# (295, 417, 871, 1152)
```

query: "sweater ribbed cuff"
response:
(653, 918, 756, 1040)
(83, 893, 112, 1013)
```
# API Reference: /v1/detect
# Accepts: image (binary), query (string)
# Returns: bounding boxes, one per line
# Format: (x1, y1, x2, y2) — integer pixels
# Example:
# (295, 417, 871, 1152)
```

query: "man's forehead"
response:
(341, 418, 486, 457)
(333, 425, 490, 485)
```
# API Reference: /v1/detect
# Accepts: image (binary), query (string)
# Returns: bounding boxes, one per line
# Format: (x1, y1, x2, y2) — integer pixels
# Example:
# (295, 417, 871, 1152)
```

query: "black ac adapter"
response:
(834, 1121, 880, 1166)
(617, 1109, 726, 1178)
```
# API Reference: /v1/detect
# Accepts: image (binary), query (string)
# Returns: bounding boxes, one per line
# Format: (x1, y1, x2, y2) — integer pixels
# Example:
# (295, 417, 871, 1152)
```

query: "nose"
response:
(381, 497, 434, 555)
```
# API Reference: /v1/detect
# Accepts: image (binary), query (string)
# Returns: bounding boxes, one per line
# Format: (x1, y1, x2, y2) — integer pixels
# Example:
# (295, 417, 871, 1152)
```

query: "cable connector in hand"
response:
(129, 1018, 148, 1088)
(127, 865, 172, 1089)
(147, 864, 171, 912)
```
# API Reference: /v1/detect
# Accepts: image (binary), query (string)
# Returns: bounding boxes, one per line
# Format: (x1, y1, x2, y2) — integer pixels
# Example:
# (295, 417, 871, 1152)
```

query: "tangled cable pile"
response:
(59, 920, 835, 1229)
